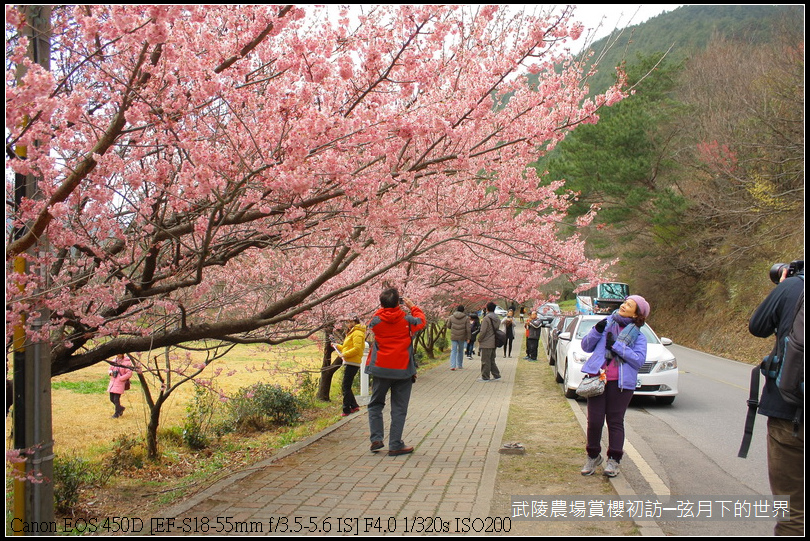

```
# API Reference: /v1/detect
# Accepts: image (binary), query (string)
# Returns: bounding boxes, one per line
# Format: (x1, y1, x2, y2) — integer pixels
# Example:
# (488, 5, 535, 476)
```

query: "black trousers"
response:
(342, 364, 360, 413)
(526, 338, 539, 359)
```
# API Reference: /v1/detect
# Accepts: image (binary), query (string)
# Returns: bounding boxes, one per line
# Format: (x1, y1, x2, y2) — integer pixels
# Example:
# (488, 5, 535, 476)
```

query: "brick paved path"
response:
(157, 341, 523, 535)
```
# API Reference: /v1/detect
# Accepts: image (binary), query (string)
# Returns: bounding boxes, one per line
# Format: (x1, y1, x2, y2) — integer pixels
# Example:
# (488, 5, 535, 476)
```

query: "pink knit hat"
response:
(626, 295, 650, 318)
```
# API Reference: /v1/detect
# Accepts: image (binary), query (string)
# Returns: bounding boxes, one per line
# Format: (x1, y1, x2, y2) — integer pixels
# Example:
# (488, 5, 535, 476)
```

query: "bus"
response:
(576, 282, 630, 315)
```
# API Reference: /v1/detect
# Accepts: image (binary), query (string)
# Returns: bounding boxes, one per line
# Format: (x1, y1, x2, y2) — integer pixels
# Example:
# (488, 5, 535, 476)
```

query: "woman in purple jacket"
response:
(579, 295, 650, 478)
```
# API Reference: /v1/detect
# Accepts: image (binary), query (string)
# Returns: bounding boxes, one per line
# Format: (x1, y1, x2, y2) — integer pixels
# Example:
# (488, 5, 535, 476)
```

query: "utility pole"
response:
(12, 4, 55, 531)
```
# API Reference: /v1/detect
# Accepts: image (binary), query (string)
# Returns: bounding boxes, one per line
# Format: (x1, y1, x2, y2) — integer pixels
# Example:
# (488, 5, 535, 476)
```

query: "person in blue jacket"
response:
(579, 295, 649, 478)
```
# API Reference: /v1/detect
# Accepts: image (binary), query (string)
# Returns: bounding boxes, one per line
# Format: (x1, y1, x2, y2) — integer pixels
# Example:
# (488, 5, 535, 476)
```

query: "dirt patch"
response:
(73, 429, 299, 523)
(489, 355, 638, 536)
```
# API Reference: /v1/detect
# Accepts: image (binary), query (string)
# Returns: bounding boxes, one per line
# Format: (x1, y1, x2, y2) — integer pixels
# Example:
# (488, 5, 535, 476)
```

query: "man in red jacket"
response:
(365, 288, 426, 456)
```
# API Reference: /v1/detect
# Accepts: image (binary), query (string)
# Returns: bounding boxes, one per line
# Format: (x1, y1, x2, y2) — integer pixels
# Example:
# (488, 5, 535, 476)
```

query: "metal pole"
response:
(360, 343, 370, 398)
(12, 4, 55, 531)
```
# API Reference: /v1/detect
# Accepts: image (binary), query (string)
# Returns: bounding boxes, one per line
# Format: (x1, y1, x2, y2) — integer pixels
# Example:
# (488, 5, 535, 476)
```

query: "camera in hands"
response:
(769, 260, 804, 284)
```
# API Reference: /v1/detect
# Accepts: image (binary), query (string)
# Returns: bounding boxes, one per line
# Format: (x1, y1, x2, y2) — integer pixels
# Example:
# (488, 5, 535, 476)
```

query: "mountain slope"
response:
(582, 4, 804, 95)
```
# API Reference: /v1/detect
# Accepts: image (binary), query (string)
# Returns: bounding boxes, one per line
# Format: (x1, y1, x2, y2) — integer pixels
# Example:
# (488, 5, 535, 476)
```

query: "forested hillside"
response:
(583, 4, 804, 95)
(536, 4, 805, 362)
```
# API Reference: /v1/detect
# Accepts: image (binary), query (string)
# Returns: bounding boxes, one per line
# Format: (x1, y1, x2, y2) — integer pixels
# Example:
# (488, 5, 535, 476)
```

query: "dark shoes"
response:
(341, 406, 361, 417)
(370, 442, 414, 456)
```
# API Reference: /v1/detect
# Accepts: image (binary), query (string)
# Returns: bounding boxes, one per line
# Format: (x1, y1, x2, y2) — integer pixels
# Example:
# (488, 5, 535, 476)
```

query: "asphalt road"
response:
(572, 343, 783, 536)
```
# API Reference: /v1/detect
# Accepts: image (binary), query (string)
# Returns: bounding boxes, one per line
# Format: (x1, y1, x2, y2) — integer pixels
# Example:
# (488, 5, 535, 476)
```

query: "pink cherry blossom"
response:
(6, 5, 626, 375)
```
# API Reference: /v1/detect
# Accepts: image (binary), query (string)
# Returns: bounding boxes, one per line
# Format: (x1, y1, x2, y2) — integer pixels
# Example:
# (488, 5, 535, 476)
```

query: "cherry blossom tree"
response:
(6, 5, 624, 377)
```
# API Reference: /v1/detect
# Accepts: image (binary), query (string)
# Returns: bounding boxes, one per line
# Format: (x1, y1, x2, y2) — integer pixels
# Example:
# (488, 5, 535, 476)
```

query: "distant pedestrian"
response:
(477, 302, 501, 382)
(332, 316, 367, 417)
(107, 353, 134, 419)
(579, 296, 649, 478)
(466, 315, 480, 359)
(525, 311, 542, 361)
(501, 309, 515, 357)
(445, 305, 471, 370)
(365, 288, 426, 456)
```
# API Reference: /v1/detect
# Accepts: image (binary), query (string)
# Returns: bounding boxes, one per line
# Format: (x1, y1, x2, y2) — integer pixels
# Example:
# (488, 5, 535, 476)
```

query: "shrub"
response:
(224, 383, 303, 433)
(100, 434, 146, 472)
(435, 333, 448, 352)
(295, 371, 319, 407)
(53, 455, 94, 514)
(182, 384, 216, 450)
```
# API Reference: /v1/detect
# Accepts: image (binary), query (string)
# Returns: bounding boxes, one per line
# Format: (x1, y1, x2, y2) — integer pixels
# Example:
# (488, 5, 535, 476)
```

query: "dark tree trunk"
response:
(146, 395, 165, 460)
(415, 321, 446, 359)
(316, 326, 342, 401)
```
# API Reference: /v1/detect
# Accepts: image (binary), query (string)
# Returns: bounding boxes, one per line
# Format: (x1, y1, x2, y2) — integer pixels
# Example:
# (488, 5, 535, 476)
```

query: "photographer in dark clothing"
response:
(748, 264, 804, 536)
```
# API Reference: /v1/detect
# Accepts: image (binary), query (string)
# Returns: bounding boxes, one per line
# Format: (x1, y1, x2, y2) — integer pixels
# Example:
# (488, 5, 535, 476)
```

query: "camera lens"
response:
(770, 263, 787, 285)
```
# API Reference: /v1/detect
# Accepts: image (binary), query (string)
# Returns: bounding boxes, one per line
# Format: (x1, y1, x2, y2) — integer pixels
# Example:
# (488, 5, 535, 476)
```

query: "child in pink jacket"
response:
(107, 353, 133, 418)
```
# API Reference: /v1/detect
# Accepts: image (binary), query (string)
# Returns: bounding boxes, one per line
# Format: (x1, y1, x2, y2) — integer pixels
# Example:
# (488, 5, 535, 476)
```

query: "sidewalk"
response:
(157, 345, 518, 535)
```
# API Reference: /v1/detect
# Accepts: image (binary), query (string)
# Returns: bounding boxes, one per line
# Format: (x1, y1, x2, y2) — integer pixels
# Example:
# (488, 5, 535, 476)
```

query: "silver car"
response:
(555, 315, 678, 404)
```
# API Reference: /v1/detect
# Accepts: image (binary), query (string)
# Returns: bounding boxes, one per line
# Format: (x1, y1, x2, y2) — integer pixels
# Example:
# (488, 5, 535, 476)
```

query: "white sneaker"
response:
(603, 458, 620, 477)
(581, 455, 603, 476)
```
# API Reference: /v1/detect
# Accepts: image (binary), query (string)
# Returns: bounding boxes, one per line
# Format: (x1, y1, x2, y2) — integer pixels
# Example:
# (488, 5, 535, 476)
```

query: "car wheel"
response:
(555, 360, 564, 383)
(563, 365, 578, 399)
(656, 396, 675, 405)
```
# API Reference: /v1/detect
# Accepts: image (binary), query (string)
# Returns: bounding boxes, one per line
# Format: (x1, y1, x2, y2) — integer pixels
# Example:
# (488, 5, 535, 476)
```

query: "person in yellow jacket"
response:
(333, 316, 367, 417)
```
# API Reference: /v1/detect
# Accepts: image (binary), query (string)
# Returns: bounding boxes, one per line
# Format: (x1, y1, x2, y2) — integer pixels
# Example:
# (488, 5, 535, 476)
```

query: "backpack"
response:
(777, 288, 804, 407)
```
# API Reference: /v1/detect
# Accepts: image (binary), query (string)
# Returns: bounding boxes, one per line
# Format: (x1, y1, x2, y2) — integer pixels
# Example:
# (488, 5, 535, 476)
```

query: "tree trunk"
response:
(416, 321, 445, 359)
(316, 326, 342, 401)
(146, 397, 164, 460)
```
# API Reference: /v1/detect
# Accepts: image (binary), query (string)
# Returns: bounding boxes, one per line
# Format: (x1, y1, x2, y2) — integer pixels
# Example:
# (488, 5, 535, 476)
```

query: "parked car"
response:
(477, 305, 509, 318)
(547, 315, 574, 366)
(555, 315, 678, 404)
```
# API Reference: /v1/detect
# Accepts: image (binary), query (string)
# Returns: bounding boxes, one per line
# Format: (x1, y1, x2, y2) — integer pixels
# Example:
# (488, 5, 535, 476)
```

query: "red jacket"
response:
(365, 305, 426, 379)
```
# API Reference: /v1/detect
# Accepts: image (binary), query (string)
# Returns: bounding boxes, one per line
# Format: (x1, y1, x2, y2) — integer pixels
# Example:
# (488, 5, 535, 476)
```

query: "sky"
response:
(322, 5, 684, 47)
(566, 4, 683, 52)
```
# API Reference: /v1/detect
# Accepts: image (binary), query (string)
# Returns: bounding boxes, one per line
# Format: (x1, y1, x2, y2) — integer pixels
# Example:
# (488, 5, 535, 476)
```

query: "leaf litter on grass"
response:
(490, 349, 638, 536)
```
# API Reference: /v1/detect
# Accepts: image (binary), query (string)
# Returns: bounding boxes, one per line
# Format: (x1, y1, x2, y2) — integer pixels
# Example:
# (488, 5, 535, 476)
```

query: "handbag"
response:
(494, 329, 507, 348)
(576, 374, 605, 398)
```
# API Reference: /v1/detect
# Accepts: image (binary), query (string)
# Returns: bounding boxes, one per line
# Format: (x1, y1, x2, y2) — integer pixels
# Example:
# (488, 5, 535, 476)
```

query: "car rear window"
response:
(575, 319, 597, 339)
